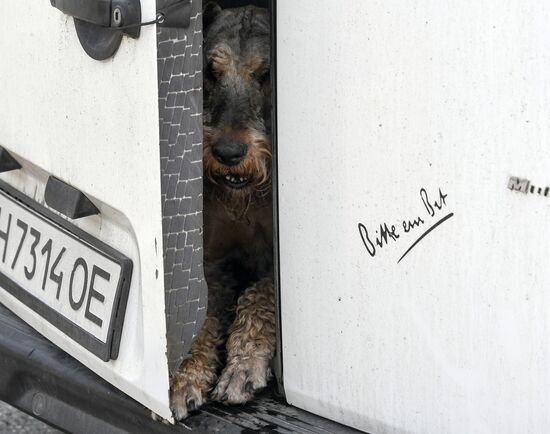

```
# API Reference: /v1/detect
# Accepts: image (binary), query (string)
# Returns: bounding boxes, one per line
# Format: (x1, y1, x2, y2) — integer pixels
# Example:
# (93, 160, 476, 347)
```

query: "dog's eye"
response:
(256, 69, 270, 84)
(205, 63, 218, 83)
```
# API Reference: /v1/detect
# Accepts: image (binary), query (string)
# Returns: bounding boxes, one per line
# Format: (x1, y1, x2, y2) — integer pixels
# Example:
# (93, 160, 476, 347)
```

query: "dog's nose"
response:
(212, 137, 247, 166)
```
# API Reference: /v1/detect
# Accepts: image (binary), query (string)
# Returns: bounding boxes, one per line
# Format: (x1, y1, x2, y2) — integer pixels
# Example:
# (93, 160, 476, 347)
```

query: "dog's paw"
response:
(211, 356, 272, 404)
(170, 365, 206, 420)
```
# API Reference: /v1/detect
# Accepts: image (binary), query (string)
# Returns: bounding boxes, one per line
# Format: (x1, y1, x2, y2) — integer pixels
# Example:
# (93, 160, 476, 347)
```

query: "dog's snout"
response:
(212, 137, 247, 166)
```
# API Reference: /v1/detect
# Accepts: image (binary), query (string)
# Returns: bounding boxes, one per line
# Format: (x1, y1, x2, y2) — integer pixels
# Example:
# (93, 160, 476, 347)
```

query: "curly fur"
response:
(170, 2, 275, 420)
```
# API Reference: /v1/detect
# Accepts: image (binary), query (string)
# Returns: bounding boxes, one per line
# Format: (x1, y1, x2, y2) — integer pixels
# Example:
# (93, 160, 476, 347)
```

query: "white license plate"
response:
(0, 181, 132, 361)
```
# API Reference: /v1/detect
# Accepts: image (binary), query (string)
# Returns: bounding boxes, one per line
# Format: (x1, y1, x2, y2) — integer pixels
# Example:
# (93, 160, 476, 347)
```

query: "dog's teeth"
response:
(223, 174, 250, 185)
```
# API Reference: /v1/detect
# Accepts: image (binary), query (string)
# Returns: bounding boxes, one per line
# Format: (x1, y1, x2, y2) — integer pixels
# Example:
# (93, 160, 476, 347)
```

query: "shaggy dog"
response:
(170, 2, 274, 420)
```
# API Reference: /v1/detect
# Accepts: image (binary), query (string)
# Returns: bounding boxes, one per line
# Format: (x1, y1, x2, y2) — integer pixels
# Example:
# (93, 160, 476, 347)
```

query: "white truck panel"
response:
(0, 0, 171, 420)
(278, 1, 550, 432)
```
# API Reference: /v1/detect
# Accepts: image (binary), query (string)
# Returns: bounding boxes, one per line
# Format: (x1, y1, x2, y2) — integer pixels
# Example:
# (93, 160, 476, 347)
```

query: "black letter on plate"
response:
(51, 247, 66, 300)
(0, 210, 11, 263)
(11, 219, 28, 269)
(25, 228, 41, 280)
(85, 266, 110, 327)
(69, 258, 88, 310)
(41, 239, 52, 290)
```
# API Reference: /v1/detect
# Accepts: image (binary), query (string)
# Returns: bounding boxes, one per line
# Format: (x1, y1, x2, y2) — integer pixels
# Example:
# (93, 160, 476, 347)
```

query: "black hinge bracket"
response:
(157, 0, 191, 28)
(50, 0, 191, 60)
(0, 147, 21, 173)
(44, 176, 100, 220)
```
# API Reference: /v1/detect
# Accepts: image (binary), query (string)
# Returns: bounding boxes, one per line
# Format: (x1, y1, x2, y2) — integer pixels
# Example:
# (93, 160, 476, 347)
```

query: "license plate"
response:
(0, 181, 132, 361)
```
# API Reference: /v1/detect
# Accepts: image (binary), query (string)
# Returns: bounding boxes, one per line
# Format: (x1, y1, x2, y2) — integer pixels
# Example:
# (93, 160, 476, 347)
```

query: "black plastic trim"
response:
(0, 304, 185, 434)
(74, 19, 124, 60)
(0, 179, 132, 361)
(0, 147, 22, 173)
(45, 176, 100, 220)
(51, 0, 142, 60)
(113, 0, 142, 38)
(157, 0, 191, 28)
(50, 0, 142, 36)
(50, 0, 112, 26)
(269, 0, 285, 398)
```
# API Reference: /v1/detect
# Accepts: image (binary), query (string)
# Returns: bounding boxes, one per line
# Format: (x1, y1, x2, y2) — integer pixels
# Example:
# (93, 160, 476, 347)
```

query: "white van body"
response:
(0, 0, 173, 420)
(2, 0, 550, 431)
(278, 1, 550, 433)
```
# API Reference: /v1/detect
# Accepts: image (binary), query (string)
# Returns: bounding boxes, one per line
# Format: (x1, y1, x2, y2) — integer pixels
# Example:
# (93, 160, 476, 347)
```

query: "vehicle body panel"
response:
(0, 0, 171, 419)
(277, 1, 550, 432)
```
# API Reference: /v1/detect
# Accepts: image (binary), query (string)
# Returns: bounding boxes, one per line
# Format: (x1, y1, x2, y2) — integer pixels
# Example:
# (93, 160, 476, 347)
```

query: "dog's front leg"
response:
(212, 277, 276, 404)
(170, 316, 223, 420)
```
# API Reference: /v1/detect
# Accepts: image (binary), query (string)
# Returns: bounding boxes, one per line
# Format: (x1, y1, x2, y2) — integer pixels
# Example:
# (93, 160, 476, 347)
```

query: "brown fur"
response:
(170, 317, 223, 420)
(211, 278, 276, 403)
(170, 201, 274, 419)
(170, 3, 274, 420)
(241, 54, 266, 80)
(210, 43, 236, 76)
(203, 127, 271, 220)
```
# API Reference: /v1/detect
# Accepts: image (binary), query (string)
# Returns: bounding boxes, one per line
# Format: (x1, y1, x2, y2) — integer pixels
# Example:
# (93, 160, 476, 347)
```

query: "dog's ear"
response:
(203, 1, 222, 30)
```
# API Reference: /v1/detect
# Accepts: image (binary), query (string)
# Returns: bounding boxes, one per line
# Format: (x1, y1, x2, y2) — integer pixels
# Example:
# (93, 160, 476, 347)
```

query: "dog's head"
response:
(203, 2, 271, 220)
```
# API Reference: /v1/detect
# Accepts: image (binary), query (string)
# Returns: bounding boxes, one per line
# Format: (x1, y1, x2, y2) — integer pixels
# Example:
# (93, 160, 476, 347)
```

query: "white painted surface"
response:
(0, 1, 171, 420)
(278, 1, 550, 433)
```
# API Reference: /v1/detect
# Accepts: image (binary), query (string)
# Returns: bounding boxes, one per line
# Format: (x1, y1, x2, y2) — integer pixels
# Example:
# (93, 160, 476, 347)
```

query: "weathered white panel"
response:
(0, 1, 171, 420)
(278, 1, 550, 433)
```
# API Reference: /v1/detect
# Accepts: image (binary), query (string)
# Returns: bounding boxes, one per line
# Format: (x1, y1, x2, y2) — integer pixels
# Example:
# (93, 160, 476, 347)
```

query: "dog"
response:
(170, 2, 274, 420)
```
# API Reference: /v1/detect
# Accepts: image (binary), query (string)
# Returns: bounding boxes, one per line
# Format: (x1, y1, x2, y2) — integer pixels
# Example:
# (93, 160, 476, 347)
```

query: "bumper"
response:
(0, 304, 360, 434)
